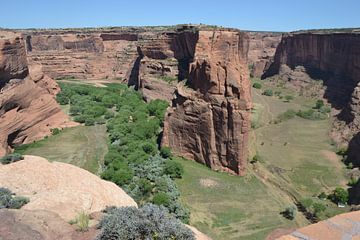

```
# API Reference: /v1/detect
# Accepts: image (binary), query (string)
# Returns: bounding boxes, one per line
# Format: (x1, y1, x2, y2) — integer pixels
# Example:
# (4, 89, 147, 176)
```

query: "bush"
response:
(164, 161, 184, 179)
(160, 146, 172, 159)
(84, 117, 96, 126)
(153, 192, 171, 207)
(0, 187, 29, 209)
(329, 187, 349, 204)
(284, 95, 294, 102)
(296, 109, 327, 120)
(283, 206, 297, 220)
(315, 100, 324, 109)
(275, 109, 296, 123)
(318, 192, 327, 200)
(51, 128, 61, 135)
(252, 82, 262, 89)
(263, 89, 273, 96)
(97, 204, 195, 240)
(1, 153, 24, 165)
(250, 154, 262, 164)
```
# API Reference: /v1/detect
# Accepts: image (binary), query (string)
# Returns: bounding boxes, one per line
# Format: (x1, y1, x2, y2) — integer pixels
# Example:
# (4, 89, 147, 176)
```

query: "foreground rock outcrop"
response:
(276, 210, 360, 240)
(0, 31, 74, 156)
(0, 155, 137, 221)
(0, 209, 96, 240)
(162, 30, 251, 175)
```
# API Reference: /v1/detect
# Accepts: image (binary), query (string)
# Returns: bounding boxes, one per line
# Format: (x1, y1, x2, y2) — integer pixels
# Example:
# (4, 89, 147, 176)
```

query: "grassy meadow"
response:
(15, 125, 108, 174)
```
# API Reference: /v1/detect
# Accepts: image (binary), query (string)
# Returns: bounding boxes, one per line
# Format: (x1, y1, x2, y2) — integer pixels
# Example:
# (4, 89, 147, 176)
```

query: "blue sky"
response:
(1, 0, 359, 31)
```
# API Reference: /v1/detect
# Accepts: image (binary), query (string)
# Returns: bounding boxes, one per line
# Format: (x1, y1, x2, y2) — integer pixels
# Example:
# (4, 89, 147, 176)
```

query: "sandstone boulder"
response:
(0, 155, 137, 221)
(276, 211, 360, 239)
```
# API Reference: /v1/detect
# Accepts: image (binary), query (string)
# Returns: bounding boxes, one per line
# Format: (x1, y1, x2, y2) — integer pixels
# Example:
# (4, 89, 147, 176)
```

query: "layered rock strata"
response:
(0, 32, 74, 156)
(162, 30, 251, 175)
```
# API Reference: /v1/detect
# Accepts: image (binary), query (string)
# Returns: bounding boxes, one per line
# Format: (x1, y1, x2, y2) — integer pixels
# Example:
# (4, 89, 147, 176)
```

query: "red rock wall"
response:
(263, 31, 360, 165)
(246, 32, 282, 78)
(0, 32, 75, 156)
(162, 30, 251, 175)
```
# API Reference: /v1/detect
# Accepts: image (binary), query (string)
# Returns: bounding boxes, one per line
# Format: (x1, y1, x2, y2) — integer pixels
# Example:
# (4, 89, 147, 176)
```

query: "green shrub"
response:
(1, 153, 24, 165)
(73, 115, 86, 123)
(252, 82, 262, 89)
(329, 187, 349, 204)
(275, 109, 296, 123)
(153, 192, 171, 207)
(315, 100, 325, 109)
(97, 204, 195, 240)
(296, 109, 327, 120)
(284, 95, 294, 102)
(0, 187, 29, 209)
(336, 147, 348, 156)
(160, 146, 172, 159)
(147, 99, 168, 122)
(263, 89, 273, 96)
(318, 192, 327, 200)
(164, 161, 184, 179)
(250, 154, 262, 164)
(283, 205, 297, 220)
(51, 128, 61, 135)
(84, 117, 96, 126)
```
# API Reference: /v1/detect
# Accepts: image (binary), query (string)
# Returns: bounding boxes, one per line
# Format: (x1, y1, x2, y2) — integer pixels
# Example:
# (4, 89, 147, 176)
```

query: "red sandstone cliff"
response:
(246, 32, 282, 78)
(263, 30, 360, 165)
(162, 30, 251, 175)
(4, 26, 252, 175)
(0, 31, 75, 156)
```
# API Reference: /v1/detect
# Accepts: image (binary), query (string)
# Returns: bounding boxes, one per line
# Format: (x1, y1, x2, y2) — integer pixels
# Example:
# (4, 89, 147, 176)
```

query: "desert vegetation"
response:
(0, 187, 29, 209)
(97, 204, 194, 240)
(1, 153, 24, 165)
(55, 82, 190, 222)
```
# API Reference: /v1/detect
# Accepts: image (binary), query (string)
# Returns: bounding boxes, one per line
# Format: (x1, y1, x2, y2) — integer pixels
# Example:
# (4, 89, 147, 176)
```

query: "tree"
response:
(283, 206, 297, 220)
(164, 161, 184, 179)
(263, 89, 273, 96)
(152, 192, 171, 207)
(315, 100, 324, 109)
(160, 146, 172, 158)
(252, 82, 262, 89)
(330, 187, 349, 204)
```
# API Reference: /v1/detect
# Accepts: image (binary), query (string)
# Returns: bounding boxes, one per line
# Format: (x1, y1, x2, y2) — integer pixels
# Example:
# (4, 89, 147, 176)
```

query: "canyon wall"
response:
(0, 31, 74, 156)
(1, 25, 252, 175)
(246, 32, 282, 78)
(263, 30, 360, 165)
(162, 30, 251, 175)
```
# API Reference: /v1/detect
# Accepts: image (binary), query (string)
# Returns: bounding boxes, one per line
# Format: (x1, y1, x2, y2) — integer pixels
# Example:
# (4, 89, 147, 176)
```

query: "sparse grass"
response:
(15, 125, 108, 174)
(174, 157, 301, 240)
(177, 79, 350, 239)
(69, 211, 90, 232)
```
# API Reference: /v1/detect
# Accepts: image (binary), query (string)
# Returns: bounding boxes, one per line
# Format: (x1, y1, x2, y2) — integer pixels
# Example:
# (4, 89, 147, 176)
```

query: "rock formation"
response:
(0, 155, 137, 221)
(246, 31, 282, 78)
(275, 210, 360, 239)
(19, 26, 252, 175)
(0, 31, 75, 156)
(0, 209, 96, 240)
(262, 30, 360, 165)
(162, 30, 251, 175)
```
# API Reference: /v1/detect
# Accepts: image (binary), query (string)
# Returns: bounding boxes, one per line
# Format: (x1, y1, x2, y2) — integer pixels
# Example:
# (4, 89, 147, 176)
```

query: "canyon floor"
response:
(14, 78, 351, 240)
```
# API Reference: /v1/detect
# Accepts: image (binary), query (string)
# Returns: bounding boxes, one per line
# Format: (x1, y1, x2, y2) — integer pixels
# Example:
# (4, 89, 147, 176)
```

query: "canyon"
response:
(1, 24, 360, 239)
(262, 29, 360, 167)
(0, 30, 75, 156)
(1, 25, 253, 175)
